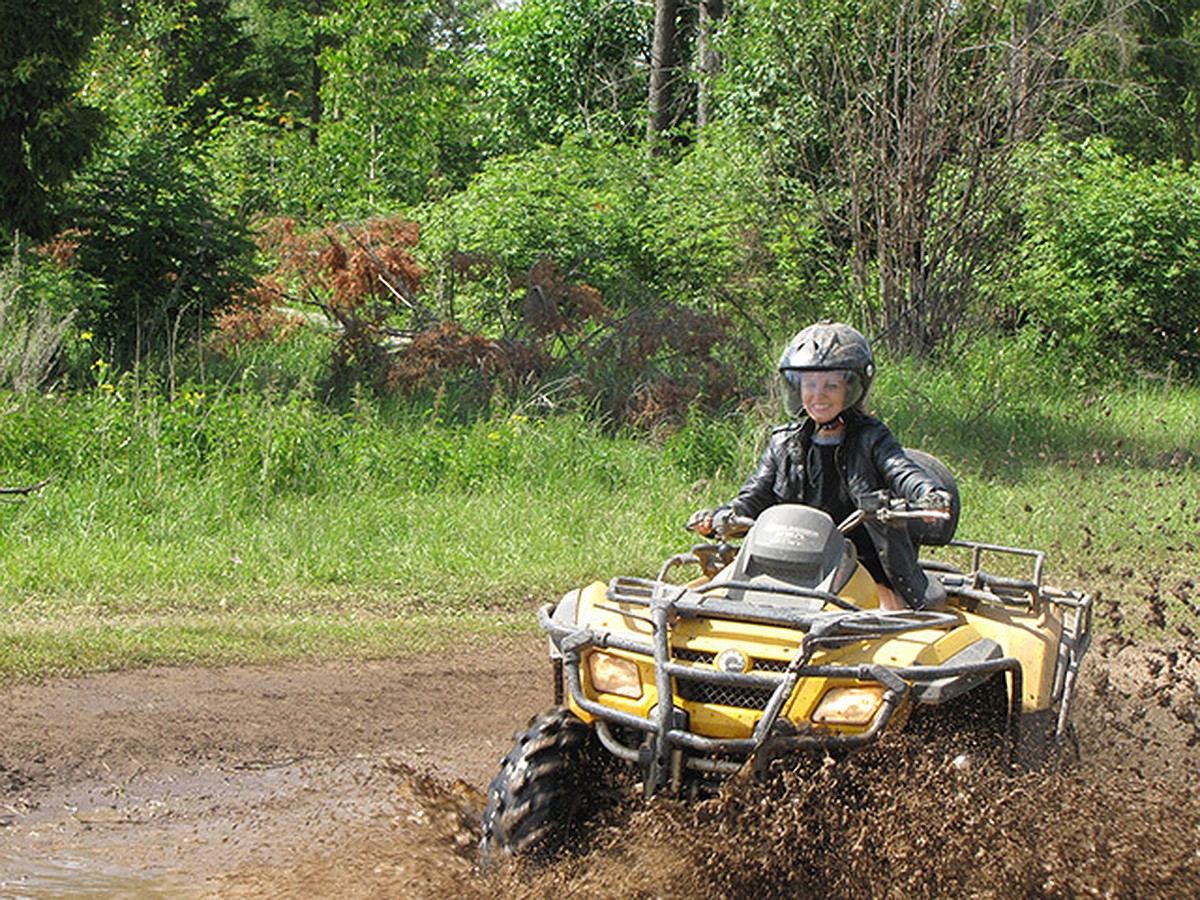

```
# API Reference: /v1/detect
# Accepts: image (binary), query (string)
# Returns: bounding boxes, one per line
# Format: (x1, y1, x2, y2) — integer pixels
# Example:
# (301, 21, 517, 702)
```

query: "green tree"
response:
(471, 0, 650, 154)
(0, 0, 106, 240)
(60, 127, 256, 370)
(232, 0, 338, 143)
(714, 0, 1097, 358)
(154, 0, 258, 131)
(417, 137, 657, 328)
(92, 0, 320, 139)
(1065, 0, 1200, 165)
(306, 0, 488, 212)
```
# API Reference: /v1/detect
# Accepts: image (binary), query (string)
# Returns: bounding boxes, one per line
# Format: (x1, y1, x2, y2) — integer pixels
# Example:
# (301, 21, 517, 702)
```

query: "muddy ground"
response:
(3, 626, 1200, 899)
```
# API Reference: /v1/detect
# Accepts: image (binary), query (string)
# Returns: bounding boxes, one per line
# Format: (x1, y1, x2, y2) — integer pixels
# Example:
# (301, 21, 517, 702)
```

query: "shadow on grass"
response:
(885, 389, 1197, 485)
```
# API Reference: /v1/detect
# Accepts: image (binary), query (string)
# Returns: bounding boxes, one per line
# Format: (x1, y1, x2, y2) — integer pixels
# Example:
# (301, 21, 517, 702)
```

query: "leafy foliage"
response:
(640, 128, 836, 337)
(6, 0, 1200, 400)
(1061, 0, 1200, 166)
(418, 137, 657, 317)
(0, 244, 76, 393)
(309, 0, 486, 212)
(57, 127, 256, 369)
(0, 0, 106, 239)
(148, 0, 260, 132)
(715, 0, 1087, 358)
(223, 213, 753, 427)
(1014, 139, 1200, 378)
(470, 0, 651, 152)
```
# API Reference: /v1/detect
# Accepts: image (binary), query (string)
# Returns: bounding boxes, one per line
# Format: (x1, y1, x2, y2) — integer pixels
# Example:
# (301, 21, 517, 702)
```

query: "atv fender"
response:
(909, 637, 1005, 704)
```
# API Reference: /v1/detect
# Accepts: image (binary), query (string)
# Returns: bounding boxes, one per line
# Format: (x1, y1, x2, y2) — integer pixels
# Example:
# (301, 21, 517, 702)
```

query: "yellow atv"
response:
(480, 454, 1093, 864)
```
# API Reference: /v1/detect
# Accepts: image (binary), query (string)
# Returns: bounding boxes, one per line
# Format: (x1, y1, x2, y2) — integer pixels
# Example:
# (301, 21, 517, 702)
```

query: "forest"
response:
(3, 0, 1200, 424)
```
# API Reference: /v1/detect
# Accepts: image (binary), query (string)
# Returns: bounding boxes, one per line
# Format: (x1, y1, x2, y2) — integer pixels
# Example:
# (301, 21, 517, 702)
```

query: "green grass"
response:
(0, 609, 532, 683)
(0, 360, 1197, 684)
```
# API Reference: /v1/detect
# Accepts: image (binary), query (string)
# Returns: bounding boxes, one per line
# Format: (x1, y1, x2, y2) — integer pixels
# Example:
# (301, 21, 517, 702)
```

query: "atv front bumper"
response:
(540, 577, 1027, 775)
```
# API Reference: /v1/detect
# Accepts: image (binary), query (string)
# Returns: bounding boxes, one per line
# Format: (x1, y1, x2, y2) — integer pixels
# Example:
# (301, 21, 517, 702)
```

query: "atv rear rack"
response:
(929, 538, 1095, 741)
(931, 537, 1084, 613)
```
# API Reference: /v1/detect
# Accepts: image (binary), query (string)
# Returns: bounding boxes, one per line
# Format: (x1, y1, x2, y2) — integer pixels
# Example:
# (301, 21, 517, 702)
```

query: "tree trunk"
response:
(697, 0, 725, 129)
(646, 0, 679, 150)
(310, 34, 323, 146)
(0, 120, 46, 239)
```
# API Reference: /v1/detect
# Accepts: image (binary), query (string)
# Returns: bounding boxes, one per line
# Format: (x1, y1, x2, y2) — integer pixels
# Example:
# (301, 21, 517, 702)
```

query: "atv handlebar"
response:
(688, 499, 950, 542)
(837, 502, 951, 534)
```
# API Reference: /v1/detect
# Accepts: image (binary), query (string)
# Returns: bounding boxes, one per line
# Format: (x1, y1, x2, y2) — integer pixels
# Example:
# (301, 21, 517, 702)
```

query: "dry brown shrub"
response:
(450, 250, 493, 278)
(488, 337, 552, 395)
(626, 379, 698, 430)
(389, 321, 493, 390)
(35, 229, 90, 269)
(566, 284, 608, 323)
(253, 215, 425, 313)
(223, 216, 431, 392)
(209, 281, 302, 352)
(221, 226, 749, 422)
(386, 322, 548, 398)
(519, 256, 612, 339)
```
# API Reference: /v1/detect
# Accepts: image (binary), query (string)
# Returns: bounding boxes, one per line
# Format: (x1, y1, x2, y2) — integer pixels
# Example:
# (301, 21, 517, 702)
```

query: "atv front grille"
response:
(676, 678, 776, 710)
(673, 647, 791, 674)
(672, 647, 788, 710)
(748, 658, 789, 674)
(673, 647, 715, 665)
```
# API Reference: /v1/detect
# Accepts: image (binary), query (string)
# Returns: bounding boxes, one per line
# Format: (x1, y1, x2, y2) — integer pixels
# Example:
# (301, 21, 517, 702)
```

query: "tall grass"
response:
(0, 246, 76, 394)
(0, 350, 1196, 683)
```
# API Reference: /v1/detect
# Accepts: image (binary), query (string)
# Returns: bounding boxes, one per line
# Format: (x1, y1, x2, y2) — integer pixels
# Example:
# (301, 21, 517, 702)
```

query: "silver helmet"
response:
(778, 320, 875, 417)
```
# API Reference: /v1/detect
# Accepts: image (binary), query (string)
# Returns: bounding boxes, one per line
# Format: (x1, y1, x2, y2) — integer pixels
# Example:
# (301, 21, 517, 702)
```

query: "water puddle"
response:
(0, 852, 195, 899)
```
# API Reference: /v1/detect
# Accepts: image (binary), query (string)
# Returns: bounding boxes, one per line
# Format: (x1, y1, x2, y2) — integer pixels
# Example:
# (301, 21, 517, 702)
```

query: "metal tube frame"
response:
(542, 534, 1094, 780)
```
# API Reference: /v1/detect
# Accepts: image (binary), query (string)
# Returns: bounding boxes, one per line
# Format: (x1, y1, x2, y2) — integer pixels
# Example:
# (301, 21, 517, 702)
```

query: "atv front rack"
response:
(541, 576, 1030, 788)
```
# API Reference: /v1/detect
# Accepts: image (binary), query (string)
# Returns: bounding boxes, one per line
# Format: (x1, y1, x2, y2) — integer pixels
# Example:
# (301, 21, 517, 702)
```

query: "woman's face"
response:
(798, 370, 849, 425)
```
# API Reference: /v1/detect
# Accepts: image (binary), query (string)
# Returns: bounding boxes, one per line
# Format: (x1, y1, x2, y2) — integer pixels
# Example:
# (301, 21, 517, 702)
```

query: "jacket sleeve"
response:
(865, 422, 939, 502)
(728, 427, 796, 519)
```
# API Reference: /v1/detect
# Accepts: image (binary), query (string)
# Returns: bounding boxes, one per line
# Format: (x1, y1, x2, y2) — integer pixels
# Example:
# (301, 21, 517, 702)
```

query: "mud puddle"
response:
(3, 635, 1200, 898)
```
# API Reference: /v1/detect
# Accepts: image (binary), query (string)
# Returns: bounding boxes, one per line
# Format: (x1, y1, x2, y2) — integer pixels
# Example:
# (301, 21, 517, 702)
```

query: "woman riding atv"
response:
(688, 320, 952, 611)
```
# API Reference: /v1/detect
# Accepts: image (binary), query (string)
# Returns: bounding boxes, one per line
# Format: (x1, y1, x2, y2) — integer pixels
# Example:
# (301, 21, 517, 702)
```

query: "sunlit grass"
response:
(0, 608, 537, 686)
(0, 362, 1196, 682)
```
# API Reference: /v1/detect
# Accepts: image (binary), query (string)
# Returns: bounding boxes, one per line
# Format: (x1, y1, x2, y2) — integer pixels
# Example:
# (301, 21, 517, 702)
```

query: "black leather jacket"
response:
(726, 408, 943, 608)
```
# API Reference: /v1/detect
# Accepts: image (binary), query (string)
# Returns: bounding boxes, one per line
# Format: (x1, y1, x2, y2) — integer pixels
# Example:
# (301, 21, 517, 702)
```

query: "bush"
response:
(231, 198, 758, 428)
(56, 127, 256, 370)
(1013, 138, 1200, 379)
(470, 0, 650, 153)
(0, 243, 79, 393)
(415, 137, 657, 321)
(640, 128, 837, 334)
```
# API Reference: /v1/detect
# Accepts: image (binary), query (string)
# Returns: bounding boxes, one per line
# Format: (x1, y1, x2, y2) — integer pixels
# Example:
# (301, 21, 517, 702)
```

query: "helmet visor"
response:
(781, 368, 861, 417)
(781, 369, 851, 393)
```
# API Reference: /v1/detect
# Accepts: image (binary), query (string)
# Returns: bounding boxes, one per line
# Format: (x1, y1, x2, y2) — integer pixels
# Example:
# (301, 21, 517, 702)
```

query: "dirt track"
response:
(3, 629, 1200, 898)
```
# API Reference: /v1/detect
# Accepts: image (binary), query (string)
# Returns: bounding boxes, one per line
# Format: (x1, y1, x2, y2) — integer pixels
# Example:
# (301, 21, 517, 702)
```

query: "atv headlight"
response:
(812, 686, 886, 727)
(587, 652, 643, 699)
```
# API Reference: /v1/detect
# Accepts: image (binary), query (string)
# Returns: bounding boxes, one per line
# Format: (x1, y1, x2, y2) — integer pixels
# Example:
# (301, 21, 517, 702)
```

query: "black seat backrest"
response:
(730, 504, 846, 588)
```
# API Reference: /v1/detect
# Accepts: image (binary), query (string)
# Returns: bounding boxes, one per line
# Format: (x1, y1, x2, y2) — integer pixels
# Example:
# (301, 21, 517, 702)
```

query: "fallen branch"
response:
(333, 216, 439, 326)
(0, 477, 52, 501)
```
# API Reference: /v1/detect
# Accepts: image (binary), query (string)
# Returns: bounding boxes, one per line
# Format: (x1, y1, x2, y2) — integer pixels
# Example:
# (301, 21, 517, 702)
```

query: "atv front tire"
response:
(479, 707, 605, 868)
